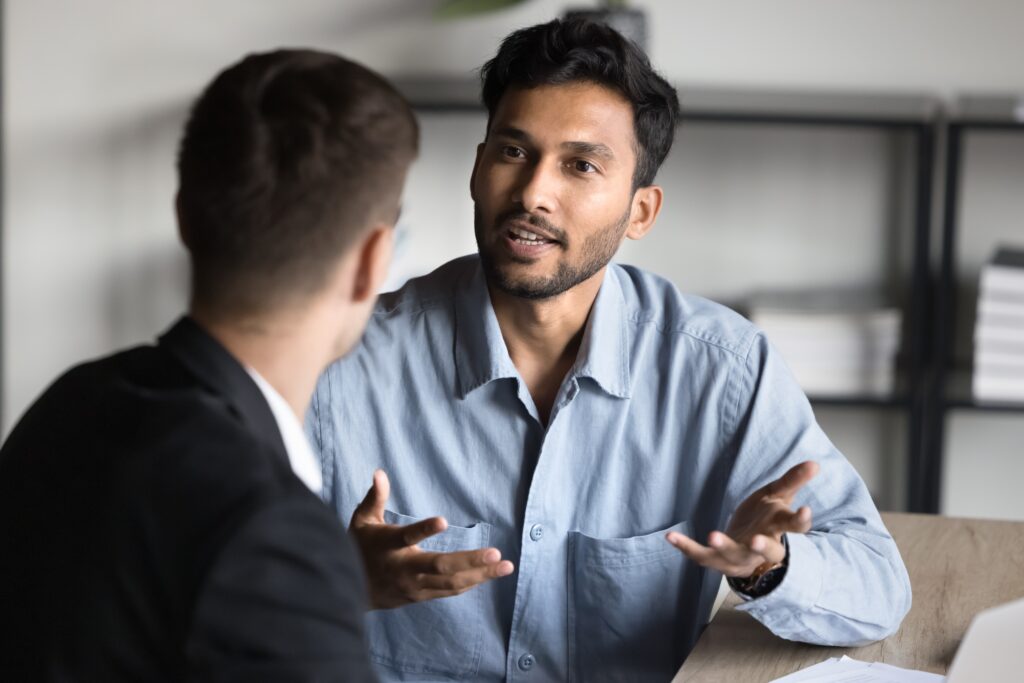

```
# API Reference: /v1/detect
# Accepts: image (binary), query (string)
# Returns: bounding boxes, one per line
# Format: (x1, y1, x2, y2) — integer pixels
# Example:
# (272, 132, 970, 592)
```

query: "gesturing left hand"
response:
(666, 461, 819, 578)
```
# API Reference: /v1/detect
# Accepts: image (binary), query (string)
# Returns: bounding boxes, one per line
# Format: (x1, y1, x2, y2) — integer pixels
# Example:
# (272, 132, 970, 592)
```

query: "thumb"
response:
(351, 469, 390, 527)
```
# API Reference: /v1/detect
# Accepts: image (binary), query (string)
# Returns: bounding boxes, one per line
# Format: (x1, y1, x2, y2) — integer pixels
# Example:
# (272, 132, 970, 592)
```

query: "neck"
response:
(191, 306, 331, 422)
(489, 267, 606, 423)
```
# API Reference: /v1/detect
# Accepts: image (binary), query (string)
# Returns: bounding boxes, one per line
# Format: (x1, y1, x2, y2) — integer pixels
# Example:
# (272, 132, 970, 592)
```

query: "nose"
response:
(513, 158, 559, 215)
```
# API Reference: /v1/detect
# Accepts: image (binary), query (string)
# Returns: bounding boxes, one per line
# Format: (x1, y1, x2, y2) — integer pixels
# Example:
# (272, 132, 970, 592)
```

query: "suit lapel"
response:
(158, 316, 289, 465)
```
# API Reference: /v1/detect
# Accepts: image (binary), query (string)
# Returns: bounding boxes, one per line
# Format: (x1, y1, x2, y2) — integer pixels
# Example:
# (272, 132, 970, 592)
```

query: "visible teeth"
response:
(510, 226, 543, 241)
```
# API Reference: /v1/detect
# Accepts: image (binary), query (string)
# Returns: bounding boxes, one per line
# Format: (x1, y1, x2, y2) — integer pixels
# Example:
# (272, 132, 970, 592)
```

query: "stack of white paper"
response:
(973, 245, 1024, 402)
(770, 655, 944, 682)
(747, 290, 901, 397)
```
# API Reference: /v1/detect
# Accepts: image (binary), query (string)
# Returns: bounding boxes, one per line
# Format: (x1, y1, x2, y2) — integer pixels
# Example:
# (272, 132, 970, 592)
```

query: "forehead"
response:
(489, 82, 637, 155)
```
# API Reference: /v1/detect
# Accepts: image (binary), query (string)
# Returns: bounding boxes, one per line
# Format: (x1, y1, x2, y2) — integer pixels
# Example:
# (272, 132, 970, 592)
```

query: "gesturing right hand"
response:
(350, 469, 515, 610)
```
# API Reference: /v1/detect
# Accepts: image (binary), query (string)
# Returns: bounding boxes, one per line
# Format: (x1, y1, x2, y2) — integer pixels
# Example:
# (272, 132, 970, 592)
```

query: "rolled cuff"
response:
(735, 532, 824, 624)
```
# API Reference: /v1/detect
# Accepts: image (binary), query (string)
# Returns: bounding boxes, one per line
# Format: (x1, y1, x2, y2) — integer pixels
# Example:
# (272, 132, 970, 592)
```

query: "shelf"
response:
(674, 87, 936, 128)
(809, 394, 910, 409)
(943, 368, 1024, 413)
(951, 95, 1024, 129)
(393, 77, 482, 112)
(945, 398, 1024, 413)
(392, 76, 939, 128)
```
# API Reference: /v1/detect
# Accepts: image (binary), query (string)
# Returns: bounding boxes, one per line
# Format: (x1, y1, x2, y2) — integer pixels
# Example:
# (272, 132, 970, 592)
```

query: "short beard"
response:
(475, 205, 629, 300)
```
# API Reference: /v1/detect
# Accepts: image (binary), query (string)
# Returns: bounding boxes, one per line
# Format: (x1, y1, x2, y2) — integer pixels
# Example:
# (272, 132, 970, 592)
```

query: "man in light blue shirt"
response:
(308, 18, 911, 682)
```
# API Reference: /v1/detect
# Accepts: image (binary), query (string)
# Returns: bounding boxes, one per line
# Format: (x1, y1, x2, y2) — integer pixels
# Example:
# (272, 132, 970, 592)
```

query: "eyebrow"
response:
(492, 126, 616, 161)
(492, 126, 530, 142)
(562, 140, 615, 161)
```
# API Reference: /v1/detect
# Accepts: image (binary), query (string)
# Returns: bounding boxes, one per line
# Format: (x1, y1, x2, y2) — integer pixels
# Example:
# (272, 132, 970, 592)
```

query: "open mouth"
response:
(507, 224, 559, 246)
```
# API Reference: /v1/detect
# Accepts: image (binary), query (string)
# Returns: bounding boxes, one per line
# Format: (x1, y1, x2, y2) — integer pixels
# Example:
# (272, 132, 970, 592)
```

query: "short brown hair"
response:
(177, 49, 418, 317)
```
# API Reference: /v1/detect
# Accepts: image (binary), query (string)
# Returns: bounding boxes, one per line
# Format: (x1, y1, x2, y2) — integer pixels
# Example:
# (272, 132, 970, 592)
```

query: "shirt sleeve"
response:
(724, 332, 912, 646)
(185, 495, 377, 682)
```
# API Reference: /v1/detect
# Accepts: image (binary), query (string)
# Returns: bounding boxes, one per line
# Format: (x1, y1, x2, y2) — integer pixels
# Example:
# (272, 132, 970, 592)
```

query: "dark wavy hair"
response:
(480, 18, 680, 189)
(177, 49, 418, 318)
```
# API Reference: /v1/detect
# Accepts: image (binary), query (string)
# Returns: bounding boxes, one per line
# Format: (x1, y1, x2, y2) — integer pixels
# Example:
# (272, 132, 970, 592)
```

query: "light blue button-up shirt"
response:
(308, 255, 911, 682)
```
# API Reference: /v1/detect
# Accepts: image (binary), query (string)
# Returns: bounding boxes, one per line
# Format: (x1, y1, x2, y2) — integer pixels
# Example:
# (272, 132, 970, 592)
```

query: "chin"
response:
(491, 271, 563, 301)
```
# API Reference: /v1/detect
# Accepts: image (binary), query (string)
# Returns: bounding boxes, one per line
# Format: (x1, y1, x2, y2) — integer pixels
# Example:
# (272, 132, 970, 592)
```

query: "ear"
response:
(175, 191, 192, 252)
(351, 225, 395, 303)
(469, 143, 485, 202)
(625, 185, 663, 241)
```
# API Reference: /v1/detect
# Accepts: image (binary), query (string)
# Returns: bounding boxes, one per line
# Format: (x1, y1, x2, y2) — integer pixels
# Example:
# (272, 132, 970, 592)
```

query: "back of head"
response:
(480, 18, 679, 189)
(177, 49, 419, 319)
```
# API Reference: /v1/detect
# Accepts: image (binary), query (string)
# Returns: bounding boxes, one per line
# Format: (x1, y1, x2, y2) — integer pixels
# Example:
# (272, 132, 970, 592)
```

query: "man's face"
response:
(472, 82, 639, 300)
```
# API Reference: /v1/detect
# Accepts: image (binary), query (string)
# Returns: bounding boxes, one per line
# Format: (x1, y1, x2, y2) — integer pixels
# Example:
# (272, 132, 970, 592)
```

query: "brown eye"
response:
(574, 160, 596, 173)
(502, 146, 525, 159)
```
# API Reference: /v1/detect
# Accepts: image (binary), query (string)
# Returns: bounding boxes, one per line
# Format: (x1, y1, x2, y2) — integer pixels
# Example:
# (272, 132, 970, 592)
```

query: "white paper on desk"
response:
(769, 657, 864, 682)
(770, 656, 944, 683)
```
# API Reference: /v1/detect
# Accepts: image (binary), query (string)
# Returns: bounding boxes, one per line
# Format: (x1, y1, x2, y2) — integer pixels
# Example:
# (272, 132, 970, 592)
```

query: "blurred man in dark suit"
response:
(0, 48, 418, 681)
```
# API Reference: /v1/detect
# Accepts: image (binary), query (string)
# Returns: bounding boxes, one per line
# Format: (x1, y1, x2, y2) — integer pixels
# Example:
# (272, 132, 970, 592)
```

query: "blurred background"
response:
(4, 0, 1024, 518)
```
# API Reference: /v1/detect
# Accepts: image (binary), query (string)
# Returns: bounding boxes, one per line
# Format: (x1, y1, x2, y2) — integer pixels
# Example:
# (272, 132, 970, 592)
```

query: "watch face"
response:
(751, 566, 787, 596)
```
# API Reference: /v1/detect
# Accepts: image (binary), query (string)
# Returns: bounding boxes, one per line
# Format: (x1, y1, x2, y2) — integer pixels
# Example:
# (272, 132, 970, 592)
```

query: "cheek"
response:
(485, 163, 520, 190)
(566, 185, 624, 223)
(472, 166, 501, 204)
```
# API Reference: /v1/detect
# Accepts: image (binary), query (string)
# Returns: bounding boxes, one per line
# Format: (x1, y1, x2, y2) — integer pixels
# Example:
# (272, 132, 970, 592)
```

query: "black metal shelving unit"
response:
(395, 77, 940, 511)
(1, 0, 6, 430)
(676, 91, 939, 512)
(927, 96, 1024, 513)
(657, 89, 937, 488)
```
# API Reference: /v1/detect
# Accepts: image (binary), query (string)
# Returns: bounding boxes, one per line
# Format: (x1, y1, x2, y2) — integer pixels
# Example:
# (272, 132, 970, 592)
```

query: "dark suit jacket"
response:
(0, 317, 376, 682)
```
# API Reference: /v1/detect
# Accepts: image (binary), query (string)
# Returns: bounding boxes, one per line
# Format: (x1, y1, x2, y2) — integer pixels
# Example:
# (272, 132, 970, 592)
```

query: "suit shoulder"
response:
(1, 345, 159, 450)
(31, 344, 156, 399)
(613, 263, 761, 359)
(18, 342, 293, 502)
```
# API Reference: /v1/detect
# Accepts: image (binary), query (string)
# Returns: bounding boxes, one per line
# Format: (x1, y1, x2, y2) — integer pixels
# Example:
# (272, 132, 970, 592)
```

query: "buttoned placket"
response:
(506, 375, 581, 680)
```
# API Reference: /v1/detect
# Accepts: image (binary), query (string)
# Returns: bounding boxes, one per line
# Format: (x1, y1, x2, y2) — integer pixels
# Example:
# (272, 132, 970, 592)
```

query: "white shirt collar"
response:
(245, 367, 323, 496)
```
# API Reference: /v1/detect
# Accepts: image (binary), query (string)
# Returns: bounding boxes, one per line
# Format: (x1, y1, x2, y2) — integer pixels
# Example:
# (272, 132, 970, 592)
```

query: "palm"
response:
(350, 469, 515, 609)
(726, 487, 799, 547)
(666, 461, 819, 577)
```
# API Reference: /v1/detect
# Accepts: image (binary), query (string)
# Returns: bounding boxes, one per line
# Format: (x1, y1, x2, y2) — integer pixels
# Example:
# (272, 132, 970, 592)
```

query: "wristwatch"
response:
(728, 534, 789, 598)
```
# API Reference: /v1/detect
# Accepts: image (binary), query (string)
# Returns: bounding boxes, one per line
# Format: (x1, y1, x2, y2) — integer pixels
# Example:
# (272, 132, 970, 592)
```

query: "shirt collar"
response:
(245, 367, 323, 496)
(454, 262, 520, 398)
(453, 260, 631, 400)
(572, 265, 632, 399)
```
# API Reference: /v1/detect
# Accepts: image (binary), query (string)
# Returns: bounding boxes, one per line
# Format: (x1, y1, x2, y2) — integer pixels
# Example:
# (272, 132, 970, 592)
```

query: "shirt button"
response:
(518, 653, 535, 671)
(529, 524, 544, 542)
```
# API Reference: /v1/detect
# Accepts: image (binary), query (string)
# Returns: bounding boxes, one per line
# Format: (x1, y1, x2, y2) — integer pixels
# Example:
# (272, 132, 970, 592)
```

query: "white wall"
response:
(6, 0, 1024, 515)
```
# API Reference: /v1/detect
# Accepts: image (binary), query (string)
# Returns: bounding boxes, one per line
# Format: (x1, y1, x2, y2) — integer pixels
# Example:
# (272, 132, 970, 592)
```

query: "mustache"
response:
(494, 208, 566, 243)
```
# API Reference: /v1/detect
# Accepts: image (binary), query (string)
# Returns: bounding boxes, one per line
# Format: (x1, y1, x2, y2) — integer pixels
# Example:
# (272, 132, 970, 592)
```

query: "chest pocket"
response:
(567, 520, 702, 683)
(366, 510, 490, 679)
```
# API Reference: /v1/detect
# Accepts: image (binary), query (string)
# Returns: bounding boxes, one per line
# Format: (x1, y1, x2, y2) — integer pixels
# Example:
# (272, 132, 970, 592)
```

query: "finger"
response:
(788, 506, 813, 533)
(665, 532, 722, 565)
(765, 461, 819, 501)
(707, 531, 763, 567)
(762, 504, 814, 535)
(749, 533, 787, 565)
(667, 532, 760, 576)
(397, 516, 448, 548)
(413, 560, 516, 594)
(414, 573, 486, 595)
(351, 469, 390, 526)
(409, 547, 509, 576)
